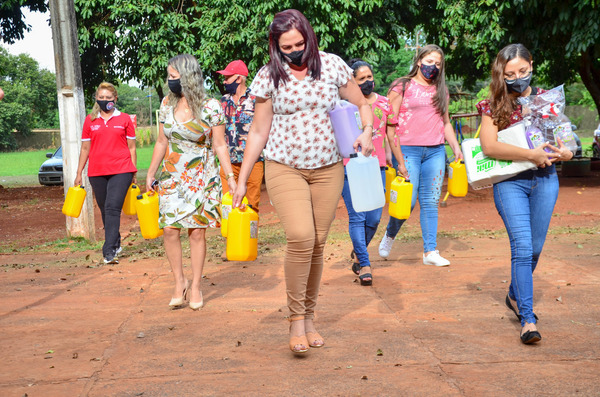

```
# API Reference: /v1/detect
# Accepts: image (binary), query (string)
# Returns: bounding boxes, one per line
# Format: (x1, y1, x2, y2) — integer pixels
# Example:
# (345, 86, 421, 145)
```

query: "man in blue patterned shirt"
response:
(217, 60, 264, 213)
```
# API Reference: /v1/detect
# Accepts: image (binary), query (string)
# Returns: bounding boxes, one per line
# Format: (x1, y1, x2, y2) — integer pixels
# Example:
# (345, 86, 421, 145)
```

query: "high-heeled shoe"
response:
(289, 317, 309, 354)
(189, 290, 204, 310)
(169, 280, 189, 307)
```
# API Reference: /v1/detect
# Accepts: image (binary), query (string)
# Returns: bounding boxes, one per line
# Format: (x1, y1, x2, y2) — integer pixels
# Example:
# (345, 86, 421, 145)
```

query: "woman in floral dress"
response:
(147, 54, 236, 310)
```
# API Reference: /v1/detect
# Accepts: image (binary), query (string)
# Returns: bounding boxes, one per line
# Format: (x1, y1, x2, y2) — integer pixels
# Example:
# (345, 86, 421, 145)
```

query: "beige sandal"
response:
(305, 331, 324, 348)
(289, 317, 309, 354)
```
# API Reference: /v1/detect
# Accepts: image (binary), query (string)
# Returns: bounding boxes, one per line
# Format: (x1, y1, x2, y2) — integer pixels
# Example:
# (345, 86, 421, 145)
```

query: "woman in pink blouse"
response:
(379, 44, 462, 266)
(232, 9, 374, 355)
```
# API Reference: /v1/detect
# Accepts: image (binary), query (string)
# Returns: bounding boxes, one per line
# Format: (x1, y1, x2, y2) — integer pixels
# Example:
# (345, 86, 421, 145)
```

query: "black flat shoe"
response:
(505, 294, 538, 321)
(351, 262, 360, 275)
(505, 295, 522, 321)
(359, 272, 372, 286)
(520, 330, 542, 344)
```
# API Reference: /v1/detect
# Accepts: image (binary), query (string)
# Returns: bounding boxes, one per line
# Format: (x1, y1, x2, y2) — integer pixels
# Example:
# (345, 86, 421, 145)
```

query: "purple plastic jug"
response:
(329, 100, 363, 158)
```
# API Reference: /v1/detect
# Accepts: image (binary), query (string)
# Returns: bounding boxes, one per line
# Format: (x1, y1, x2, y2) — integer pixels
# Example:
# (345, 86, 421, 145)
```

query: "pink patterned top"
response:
(391, 79, 446, 146)
(343, 94, 394, 167)
(250, 51, 353, 169)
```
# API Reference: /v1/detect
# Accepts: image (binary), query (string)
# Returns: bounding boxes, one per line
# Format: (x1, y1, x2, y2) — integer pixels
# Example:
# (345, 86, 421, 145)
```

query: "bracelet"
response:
(226, 172, 235, 179)
(362, 124, 373, 131)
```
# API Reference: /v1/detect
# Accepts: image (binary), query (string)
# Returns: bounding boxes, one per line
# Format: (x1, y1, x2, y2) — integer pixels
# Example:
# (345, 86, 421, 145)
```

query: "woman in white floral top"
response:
(232, 9, 374, 355)
(146, 54, 236, 311)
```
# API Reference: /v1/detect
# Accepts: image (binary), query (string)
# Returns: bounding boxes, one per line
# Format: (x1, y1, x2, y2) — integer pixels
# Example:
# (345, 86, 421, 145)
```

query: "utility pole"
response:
(49, 0, 96, 241)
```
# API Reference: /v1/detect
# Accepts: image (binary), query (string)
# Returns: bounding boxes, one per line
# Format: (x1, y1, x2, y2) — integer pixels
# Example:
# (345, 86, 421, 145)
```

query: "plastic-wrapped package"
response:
(519, 85, 577, 152)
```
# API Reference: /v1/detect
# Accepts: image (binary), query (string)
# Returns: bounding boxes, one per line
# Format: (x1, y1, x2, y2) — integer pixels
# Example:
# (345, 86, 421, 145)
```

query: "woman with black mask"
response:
(341, 59, 399, 286)
(146, 54, 236, 311)
(74, 82, 137, 265)
(477, 44, 573, 344)
(232, 9, 374, 354)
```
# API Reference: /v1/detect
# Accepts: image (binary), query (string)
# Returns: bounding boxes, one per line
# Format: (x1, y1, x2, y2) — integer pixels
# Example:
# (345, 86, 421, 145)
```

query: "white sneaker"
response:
(116, 246, 123, 255)
(379, 235, 395, 258)
(103, 256, 119, 265)
(423, 250, 450, 267)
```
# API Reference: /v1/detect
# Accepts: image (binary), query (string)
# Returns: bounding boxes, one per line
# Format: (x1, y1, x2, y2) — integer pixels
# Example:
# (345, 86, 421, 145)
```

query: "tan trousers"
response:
(221, 161, 264, 213)
(265, 160, 344, 320)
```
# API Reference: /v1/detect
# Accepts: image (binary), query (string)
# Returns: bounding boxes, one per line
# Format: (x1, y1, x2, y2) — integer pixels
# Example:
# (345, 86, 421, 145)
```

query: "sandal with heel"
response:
(304, 318, 324, 348)
(359, 266, 372, 286)
(288, 317, 309, 354)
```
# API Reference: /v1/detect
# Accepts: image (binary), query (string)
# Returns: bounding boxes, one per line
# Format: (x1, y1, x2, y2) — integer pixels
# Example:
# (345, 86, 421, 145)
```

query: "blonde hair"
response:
(165, 54, 207, 121)
(90, 82, 118, 120)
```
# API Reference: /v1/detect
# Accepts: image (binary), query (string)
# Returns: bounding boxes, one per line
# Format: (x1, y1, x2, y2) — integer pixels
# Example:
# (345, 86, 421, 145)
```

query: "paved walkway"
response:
(1, 223, 599, 396)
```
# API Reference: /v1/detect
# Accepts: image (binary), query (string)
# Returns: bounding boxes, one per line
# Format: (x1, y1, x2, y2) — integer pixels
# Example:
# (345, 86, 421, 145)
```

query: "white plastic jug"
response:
(346, 152, 385, 212)
(329, 100, 363, 158)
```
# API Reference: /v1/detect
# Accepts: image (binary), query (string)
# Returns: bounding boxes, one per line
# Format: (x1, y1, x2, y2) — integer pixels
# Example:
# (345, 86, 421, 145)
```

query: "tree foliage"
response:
(0, 0, 47, 45)
(0, 48, 59, 150)
(115, 84, 161, 126)
(421, 0, 600, 117)
(73, 0, 419, 100)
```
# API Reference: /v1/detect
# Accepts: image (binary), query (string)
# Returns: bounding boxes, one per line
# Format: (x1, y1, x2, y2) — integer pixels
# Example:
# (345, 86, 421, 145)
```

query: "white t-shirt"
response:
(250, 51, 353, 169)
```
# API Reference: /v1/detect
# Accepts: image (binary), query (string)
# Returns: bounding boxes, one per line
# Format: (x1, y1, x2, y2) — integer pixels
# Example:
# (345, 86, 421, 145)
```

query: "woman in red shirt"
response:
(74, 82, 137, 264)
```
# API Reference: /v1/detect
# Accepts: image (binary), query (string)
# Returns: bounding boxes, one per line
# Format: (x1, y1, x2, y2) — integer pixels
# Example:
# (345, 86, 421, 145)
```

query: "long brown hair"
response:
(266, 9, 321, 89)
(489, 43, 532, 130)
(90, 82, 118, 121)
(388, 44, 448, 115)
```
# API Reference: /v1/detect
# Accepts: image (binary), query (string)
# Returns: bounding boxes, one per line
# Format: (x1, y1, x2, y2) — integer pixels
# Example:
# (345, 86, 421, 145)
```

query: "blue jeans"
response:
(494, 166, 558, 326)
(386, 145, 446, 252)
(341, 167, 385, 268)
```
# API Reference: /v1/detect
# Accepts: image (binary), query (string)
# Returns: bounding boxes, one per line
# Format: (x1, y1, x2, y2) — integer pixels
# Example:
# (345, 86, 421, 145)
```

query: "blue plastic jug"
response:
(346, 153, 385, 212)
(329, 100, 363, 158)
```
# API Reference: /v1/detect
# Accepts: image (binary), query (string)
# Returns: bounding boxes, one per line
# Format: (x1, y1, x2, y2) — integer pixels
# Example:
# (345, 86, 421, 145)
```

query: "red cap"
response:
(216, 60, 248, 77)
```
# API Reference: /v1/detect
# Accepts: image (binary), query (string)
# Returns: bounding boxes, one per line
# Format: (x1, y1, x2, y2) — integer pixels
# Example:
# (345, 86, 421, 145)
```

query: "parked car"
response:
(593, 122, 600, 159)
(38, 146, 63, 186)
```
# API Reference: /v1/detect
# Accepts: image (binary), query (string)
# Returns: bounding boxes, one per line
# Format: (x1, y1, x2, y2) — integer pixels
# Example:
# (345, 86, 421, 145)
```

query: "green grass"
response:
(0, 236, 103, 254)
(0, 150, 56, 176)
(0, 147, 155, 177)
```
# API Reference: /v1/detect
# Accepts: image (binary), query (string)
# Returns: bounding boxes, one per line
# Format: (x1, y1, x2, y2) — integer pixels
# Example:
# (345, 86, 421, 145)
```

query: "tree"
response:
(74, 0, 420, 100)
(0, 48, 59, 150)
(115, 84, 160, 126)
(421, 0, 600, 118)
(371, 38, 416, 95)
(0, 0, 48, 44)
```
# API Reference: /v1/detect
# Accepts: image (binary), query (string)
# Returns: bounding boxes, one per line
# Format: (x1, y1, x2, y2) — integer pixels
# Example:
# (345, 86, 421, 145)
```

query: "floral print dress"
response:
(157, 97, 225, 229)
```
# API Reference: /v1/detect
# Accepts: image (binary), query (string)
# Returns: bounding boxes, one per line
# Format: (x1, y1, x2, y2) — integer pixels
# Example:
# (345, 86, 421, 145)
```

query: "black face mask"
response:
(420, 63, 439, 80)
(224, 79, 240, 95)
(96, 100, 115, 113)
(506, 73, 532, 94)
(168, 78, 182, 95)
(358, 80, 375, 96)
(281, 50, 305, 67)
